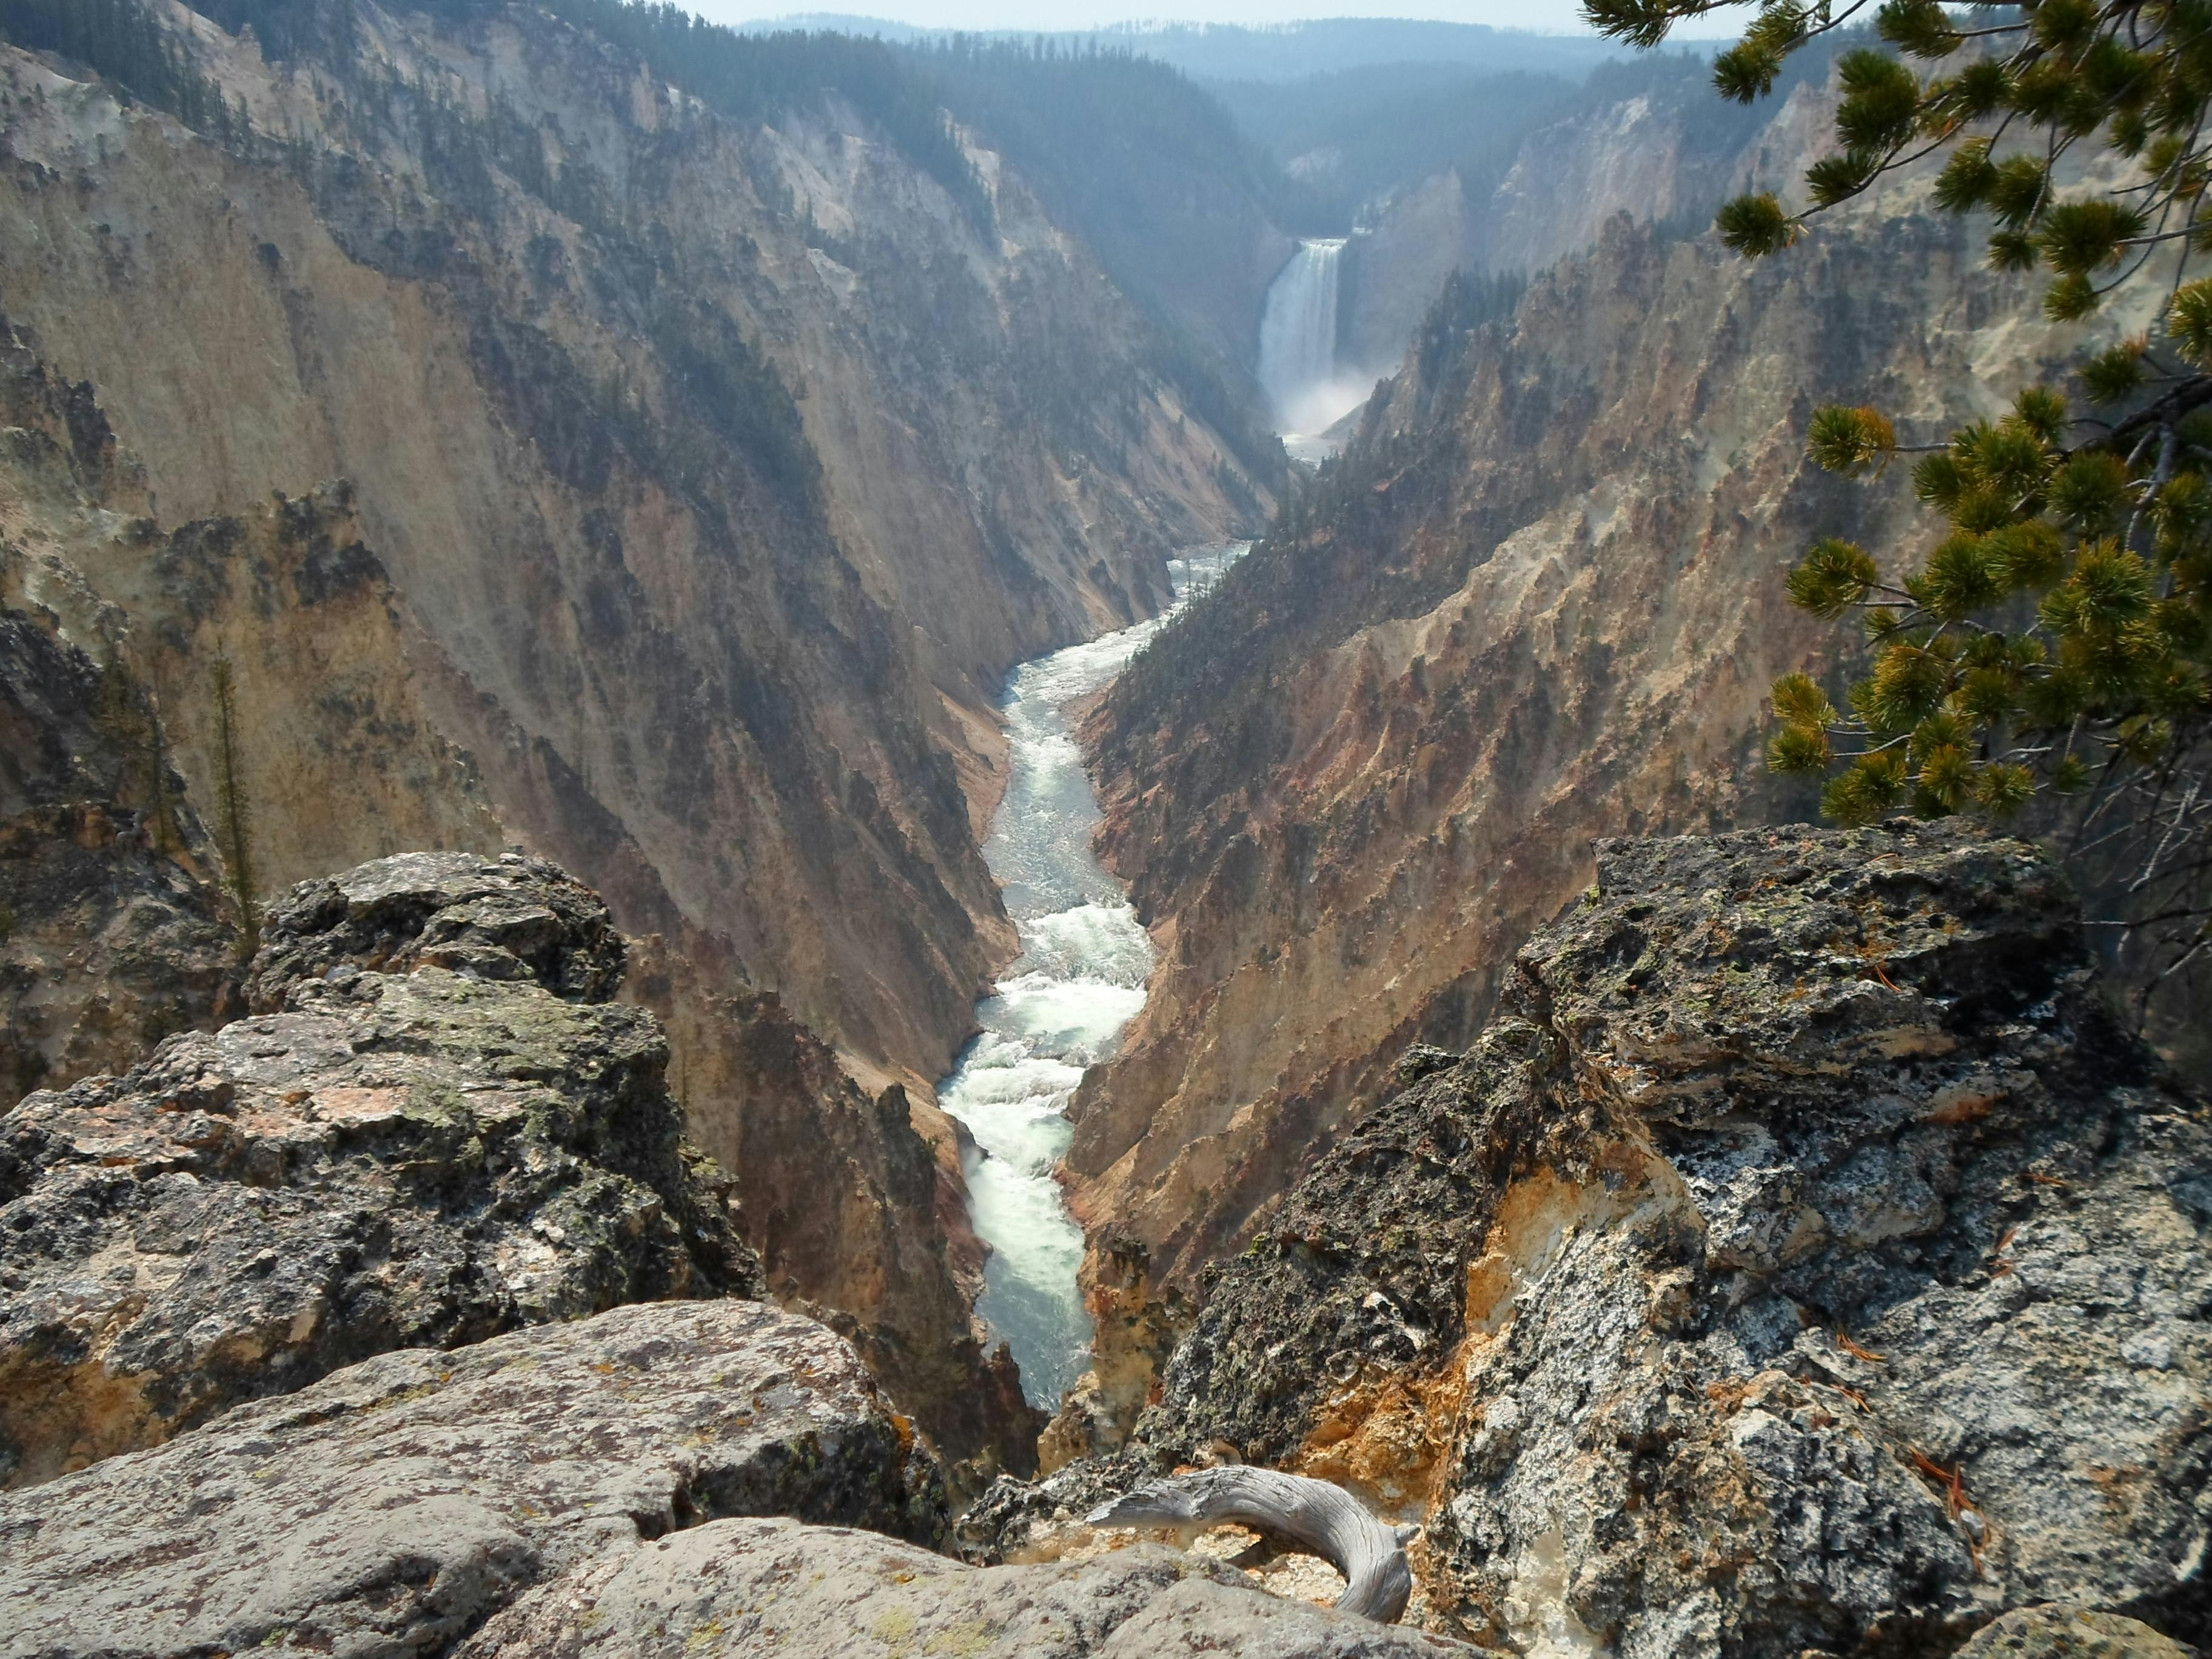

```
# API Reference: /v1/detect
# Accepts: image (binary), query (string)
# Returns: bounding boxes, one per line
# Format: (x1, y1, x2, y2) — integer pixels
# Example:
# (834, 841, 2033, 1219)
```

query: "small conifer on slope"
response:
(1583, 0, 2212, 1029)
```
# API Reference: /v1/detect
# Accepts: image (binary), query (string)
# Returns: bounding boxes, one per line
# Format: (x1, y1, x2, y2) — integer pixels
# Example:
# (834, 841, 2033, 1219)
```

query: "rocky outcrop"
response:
(0, 851, 761, 1487)
(1047, 825, 2208, 1654)
(0, 610, 233, 1101)
(456, 1512, 1466, 1658)
(245, 850, 627, 1008)
(1071, 156, 2159, 1319)
(0, 1299, 944, 1658)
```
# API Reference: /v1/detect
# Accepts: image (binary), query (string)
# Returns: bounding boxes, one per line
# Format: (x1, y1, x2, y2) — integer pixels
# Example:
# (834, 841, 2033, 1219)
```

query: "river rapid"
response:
(936, 544, 1244, 1407)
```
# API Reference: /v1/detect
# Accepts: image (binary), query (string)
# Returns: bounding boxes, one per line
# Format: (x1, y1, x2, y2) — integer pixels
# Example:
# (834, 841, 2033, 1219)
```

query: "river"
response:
(936, 543, 1245, 1407)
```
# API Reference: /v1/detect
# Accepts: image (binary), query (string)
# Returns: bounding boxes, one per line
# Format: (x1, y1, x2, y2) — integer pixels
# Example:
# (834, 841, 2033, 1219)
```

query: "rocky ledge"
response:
(0, 852, 760, 1487)
(982, 823, 2210, 1657)
(244, 850, 629, 1010)
(0, 1290, 1475, 1659)
(0, 1299, 942, 1657)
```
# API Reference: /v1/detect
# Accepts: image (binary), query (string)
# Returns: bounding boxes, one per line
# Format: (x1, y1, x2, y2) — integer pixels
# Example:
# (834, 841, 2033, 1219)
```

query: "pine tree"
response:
(0, 0, 233, 140)
(208, 654, 259, 959)
(1585, 0, 2212, 1021)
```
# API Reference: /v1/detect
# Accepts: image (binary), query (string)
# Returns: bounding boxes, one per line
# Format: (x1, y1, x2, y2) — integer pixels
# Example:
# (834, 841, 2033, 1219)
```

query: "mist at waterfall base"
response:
(936, 546, 1244, 1409)
(1258, 237, 1373, 455)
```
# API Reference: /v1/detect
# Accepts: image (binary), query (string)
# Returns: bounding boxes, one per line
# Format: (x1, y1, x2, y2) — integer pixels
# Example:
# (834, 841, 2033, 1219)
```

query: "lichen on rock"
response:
(1956, 1606, 2204, 1658)
(0, 853, 762, 1488)
(456, 1512, 1463, 1659)
(0, 1300, 944, 1658)
(994, 823, 2209, 1655)
(246, 851, 628, 1008)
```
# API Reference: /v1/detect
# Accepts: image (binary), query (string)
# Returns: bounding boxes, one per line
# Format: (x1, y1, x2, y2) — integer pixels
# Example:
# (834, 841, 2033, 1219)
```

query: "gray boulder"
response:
(0, 956, 760, 1486)
(1071, 823, 2208, 1655)
(455, 1513, 1469, 1658)
(0, 1300, 945, 1659)
(245, 851, 628, 1008)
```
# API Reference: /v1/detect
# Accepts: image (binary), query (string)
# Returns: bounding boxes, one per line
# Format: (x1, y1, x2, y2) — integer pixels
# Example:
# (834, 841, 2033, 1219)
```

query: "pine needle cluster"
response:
(1583, 0, 2212, 1015)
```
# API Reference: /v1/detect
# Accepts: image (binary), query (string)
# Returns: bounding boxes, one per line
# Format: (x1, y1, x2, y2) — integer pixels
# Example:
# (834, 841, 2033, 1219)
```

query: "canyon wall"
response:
(0, 0, 1276, 1469)
(1070, 159, 2154, 1339)
(1341, 62, 1830, 383)
(0, 3, 1275, 1088)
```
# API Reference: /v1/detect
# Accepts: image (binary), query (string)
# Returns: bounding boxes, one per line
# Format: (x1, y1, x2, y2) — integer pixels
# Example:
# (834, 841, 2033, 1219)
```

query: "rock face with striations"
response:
(0, 1299, 944, 1659)
(0, 609, 233, 1103)
(1071, 158, 2165, 1330)
(1011, 825, 2208, 1655)
(0, 851, 761, 1489)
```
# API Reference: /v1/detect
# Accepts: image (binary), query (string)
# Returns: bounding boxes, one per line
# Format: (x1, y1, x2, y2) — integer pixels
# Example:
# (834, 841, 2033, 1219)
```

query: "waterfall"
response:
(1258, 237, 1349, 437)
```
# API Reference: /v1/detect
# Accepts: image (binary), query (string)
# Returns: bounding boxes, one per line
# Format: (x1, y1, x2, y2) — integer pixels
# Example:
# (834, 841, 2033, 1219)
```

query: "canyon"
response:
(0, 4, 2205, 1654)
(1064, 78, 2163, 1346)
(0, 0, 1278, 1475)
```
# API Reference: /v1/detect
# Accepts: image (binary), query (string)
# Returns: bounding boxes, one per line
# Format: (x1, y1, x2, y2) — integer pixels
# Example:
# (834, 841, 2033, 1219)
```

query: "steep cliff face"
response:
(0, 10, 1282, 1093)
(1339, 171, 1477, 381)
(1473, 79, 1777, 279)
(0, 609, 234, 1099)
(984, 825, 2211, 1655)
(0, 0, 1279, 1462)
(1071, 177, 2151, 1317)
(0, 5, 1272, 1095)
(623, 937, 1045, 1483)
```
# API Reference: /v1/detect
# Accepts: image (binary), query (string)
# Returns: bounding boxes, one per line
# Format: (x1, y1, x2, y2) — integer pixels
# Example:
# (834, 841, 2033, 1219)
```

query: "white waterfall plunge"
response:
(1258, 237, 1367, 452)
(936, 544, 1245, 1407)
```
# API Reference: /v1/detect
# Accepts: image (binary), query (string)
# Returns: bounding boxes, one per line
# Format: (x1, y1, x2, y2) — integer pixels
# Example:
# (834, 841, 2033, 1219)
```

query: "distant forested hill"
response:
(1207, 48, 1735, 232)
(766, 16, 1632, 81)
(914, 39, 1316, 383)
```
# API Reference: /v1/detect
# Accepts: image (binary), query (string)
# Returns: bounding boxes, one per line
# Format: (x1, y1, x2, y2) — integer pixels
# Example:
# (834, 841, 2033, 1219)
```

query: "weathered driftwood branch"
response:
(1085, 1466, 1413, 1623)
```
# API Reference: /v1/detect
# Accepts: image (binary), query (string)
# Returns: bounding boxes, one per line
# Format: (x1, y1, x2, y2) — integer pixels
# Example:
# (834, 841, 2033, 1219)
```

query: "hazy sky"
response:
(691, 2, 1758, 37)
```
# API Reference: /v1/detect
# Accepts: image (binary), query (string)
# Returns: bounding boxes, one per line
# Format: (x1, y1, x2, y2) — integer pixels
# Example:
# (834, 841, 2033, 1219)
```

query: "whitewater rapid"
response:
(937, 544, 1244, 1407)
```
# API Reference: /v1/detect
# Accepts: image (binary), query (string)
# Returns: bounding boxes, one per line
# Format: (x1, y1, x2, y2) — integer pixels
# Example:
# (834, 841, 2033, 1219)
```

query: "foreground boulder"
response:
(1003, 824, 2209, 1654)
(0, 852, 762, 1486)
(455, 1513, 1466, 1658)
(245, 851, 628, 1009)
(0, 1300, 945, 1658)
